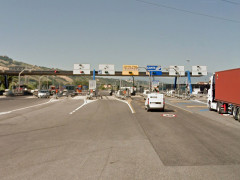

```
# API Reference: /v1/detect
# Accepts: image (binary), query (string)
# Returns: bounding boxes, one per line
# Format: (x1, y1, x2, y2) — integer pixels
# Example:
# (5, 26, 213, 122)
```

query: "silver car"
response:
(38, 90, 50, 98)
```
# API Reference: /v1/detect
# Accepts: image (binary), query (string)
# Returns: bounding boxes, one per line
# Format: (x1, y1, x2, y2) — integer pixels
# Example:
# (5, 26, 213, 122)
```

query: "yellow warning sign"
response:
(122, 65, 139, 75)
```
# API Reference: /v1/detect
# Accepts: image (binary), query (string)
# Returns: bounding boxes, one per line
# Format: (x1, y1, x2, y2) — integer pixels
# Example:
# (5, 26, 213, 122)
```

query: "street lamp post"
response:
(172, 67, 180, 96)
(165, 67, 180, 96)
(18, 69, 31, 92)
(38, 76, 44, 90)
(47, 76, 49, 89)
(138, 67, 151, 92)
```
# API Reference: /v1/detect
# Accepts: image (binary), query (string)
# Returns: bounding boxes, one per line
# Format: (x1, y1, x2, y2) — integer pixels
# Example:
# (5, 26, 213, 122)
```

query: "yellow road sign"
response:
(122, 65, 139, 75)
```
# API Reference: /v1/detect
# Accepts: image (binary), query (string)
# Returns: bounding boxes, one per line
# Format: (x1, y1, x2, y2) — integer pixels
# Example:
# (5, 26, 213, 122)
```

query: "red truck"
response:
(208, 68, 240, 121)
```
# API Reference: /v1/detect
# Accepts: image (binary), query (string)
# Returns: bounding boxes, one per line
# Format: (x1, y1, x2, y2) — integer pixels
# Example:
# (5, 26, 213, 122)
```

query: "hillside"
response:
(0, 56, 75, 89)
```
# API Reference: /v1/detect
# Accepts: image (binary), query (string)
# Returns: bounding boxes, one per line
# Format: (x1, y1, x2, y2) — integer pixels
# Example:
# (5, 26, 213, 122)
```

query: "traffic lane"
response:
(66, 99, 164, 179)
(67, 99, 146, 141)
(0, 98, 163, 180)
(166, 97, 240, 128)
(0, 97, 86, 177)
(98, 90, 111, 96)
(131, 97, 240, 166)
(0, 96, 50, 112)
(0, 97, 85, 135)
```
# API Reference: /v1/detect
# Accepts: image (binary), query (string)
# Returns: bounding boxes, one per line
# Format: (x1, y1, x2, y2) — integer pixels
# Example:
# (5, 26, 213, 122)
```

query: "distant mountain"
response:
(0, 56, 53, 71)
(0, 55, 74, 89)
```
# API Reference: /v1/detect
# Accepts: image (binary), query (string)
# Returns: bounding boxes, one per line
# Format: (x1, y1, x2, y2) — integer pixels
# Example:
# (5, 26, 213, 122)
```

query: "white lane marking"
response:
(0, 98, 59, 116)
(72, 96, 87, 100)
(26, 96, 36, 99)
(191, 99, 208, 105)
(0, 112, 11, 115)
(69, 98, 98, 115)
(166, 102, 193, 114)
(113, 98, 135, 114)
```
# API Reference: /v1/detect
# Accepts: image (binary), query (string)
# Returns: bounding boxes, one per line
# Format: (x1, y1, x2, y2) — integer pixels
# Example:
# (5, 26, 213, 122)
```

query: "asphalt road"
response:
(0, 95, 240, 180)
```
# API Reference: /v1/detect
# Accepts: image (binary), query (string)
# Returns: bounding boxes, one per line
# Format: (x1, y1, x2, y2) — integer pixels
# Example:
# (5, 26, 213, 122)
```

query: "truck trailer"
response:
(208, 68, 240, 121)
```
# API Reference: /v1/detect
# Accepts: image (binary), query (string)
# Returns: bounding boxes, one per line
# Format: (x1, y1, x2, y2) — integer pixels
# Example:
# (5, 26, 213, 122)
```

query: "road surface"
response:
(0, 95, 240, 179)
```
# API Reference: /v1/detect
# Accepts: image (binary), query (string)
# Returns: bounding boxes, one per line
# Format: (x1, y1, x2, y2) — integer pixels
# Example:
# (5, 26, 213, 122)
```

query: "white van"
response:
(145, 93, 165, 112)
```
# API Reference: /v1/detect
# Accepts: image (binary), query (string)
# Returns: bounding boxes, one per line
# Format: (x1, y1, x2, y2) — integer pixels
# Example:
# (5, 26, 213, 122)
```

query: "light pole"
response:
(165, 67, 180, 96)
(120, 78, 122, 90)
(186, 60, 190, 71)
(47, 76, 49, 89)
(173, 67, 180, 96)
(38, 76, 44, 90)
(138, 67, 151, 92)
(18, 69, 31, 92)
(186, 60, 190, 95)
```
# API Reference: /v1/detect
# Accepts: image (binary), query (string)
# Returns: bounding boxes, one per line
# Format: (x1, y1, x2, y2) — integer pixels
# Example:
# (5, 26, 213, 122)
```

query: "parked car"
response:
(38, 90, 50, 98)
(3, 89, 14, 96)
(145, 93, 165, 112)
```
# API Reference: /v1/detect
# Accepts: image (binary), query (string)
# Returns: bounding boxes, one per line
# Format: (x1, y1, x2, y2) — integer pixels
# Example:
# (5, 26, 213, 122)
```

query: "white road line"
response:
(0, 98, 59, 116)
(166, 102, 193, 114)
(191, 99, 208, 105)
(72, 96, 87, 100)
(69, 99, 98, 115)
(113, 98, 135, 114)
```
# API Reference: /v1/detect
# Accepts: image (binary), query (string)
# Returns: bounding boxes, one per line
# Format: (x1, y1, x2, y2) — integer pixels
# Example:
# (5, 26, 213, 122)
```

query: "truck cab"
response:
(208, 74, 217, 111)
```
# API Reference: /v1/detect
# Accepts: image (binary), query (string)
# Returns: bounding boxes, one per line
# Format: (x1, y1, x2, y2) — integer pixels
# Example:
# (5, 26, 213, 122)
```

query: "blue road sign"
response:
(149, 71, 162, 76)
(147, 65, 162, 76)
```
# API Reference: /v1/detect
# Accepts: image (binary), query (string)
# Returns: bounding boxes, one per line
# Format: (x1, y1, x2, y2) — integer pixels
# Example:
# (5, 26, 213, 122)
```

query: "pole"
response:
(4, 75, 9, 89)
(47, 76, 48, 89)
(174, 76, 177, 90)
(93, 69, 95, 80)
(120, 78, 122, 89)
(132, 76, 135, 95)
(39, 77, 41, 90)
(18, 69, 25, 92)
(138, 66, 151, 92)
(149, 71, 151, 92)
(132, 76, 134, 87)
(187, 71, 192, 94)
(39, 76, 43, 90)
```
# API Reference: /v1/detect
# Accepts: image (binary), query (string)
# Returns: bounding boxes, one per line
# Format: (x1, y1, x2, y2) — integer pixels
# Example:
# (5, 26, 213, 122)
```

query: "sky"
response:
(0, 0, 240, 73)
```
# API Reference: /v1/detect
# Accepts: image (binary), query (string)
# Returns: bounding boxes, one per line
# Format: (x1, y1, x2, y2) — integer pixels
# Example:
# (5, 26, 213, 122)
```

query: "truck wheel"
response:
(237, 108, 240, 121)
(233, 107, 238, 120)
(162, 108, 165, 112)
(217, 103, 222, 114)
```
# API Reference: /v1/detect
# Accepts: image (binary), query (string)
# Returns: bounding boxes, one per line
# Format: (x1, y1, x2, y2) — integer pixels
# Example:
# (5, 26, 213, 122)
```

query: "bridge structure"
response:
(0, 69, 204, 94)
(0, 70, 199, 77)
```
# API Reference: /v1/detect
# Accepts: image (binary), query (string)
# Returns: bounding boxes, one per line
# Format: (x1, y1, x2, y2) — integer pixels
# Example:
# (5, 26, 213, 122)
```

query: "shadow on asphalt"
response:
(148, 109, 175, 113)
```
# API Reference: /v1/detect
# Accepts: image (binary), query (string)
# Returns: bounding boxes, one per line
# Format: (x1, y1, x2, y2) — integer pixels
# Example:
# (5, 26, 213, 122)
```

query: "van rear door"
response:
(149, 94, 163, 104)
